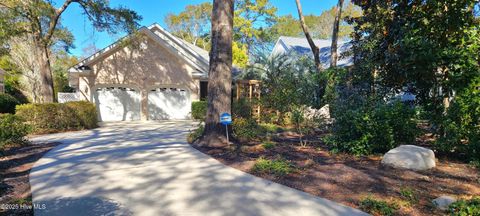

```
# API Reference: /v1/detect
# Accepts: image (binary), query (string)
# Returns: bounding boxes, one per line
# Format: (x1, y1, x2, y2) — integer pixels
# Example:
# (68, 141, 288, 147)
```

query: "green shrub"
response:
(0, 114, 30, 147)
(449, 197, 480, 216)
(232, 117, 261, 141)
(187, 124, 204, 144)
(261, 141, 276, 149)
(291, 106, 320, 146)
(260, 112, 281, 124)
(249, 54, 323, 118)
(259, 123, 284, 133)
(0, 93, 20, 114)
(232, 98, 252, 118)
(65, 101, 98, 129)
(436, 78, 480, 163)
(399, 187, 418, 205)
(252, 157, 293, 176)
(191, 101, 207, 120)
(16, 102, 98, 134)
(359, 196, 399, 216)
(328, 100, 417, 155)
(471, 160, 480, 170)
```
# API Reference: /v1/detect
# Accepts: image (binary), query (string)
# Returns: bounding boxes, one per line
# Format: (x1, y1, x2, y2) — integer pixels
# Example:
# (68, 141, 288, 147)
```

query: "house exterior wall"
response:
(77, 36, 200, 120)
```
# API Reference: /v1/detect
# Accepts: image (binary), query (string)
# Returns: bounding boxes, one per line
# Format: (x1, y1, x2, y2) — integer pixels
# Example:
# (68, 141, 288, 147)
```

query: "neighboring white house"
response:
(0, 68, 5, 93)
(270, 36, 415, 102)
(270, 36, 352, 68)
(67, 23, 210, 122)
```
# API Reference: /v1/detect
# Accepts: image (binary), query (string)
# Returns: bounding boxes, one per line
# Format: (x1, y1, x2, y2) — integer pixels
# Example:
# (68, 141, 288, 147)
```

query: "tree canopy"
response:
(270, 2, 361, 40)
(0, 0, 142, 102)
(165, 0, 275, 67)
(233, 0, 277, 53)
(164, 2, 212, 50)
(345, 0, 480, 160)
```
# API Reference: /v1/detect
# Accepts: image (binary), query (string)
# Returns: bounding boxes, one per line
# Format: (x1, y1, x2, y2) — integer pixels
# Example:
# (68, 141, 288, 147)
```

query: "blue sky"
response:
(55, 0, 339, 57)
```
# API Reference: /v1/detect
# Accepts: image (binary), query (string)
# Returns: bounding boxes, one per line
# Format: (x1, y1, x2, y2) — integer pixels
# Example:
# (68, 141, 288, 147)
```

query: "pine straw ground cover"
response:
(192, 132, 480, 216)
(0, 142, 59, 216)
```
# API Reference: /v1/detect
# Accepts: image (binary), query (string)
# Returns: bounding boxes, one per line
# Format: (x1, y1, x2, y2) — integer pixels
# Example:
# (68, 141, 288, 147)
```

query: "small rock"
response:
(381, 145, 436, 171)
(432, 195, 457, 211)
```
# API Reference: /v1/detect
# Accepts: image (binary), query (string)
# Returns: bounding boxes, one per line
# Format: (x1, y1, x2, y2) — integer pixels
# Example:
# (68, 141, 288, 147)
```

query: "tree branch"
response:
(331, 0, 344, 68)
(295, 0, 322, 72)
(44, 0, 78, 43)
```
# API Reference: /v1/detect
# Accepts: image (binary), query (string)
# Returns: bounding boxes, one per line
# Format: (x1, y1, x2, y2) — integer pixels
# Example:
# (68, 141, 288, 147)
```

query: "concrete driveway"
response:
(30, 121, 367, 216)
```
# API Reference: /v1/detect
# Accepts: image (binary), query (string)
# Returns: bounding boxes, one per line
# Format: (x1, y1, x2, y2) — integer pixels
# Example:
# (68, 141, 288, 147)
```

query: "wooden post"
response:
(257, 83, 261, 120)
(235, 80, 262, 120)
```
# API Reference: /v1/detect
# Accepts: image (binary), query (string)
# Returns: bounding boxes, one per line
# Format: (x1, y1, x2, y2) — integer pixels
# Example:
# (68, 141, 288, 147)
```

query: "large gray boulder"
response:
(304, 105, 330, 120)
(381, 145, 436, 171)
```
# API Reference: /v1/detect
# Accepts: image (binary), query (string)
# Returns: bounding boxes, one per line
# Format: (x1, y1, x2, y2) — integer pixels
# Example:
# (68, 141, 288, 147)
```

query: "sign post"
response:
(220, 112, 232, 144)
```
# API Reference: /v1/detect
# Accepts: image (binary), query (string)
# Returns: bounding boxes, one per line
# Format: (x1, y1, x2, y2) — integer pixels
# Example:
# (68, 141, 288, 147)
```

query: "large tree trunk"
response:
(330, 0, 344, 68)
(198, 0, 234, 147)
(295, 0, 322, 72)
(33, 38, 55, 103)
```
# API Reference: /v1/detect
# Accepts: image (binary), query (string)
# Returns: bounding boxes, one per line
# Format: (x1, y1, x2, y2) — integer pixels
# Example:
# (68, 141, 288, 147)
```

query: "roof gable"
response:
(68, 24, 209, 78)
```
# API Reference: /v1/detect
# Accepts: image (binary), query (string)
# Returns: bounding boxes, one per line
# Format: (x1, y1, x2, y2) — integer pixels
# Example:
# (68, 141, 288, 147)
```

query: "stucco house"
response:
(68, 23, 210, 122)
(0, 68, 5, 93)
(271, 36, 352, 68)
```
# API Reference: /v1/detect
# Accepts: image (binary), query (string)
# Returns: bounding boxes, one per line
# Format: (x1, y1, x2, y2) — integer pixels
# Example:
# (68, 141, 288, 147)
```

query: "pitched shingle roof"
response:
(272, 36, 353, 68)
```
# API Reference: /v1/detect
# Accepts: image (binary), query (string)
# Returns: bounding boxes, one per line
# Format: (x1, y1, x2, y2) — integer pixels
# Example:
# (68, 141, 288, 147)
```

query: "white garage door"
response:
(148, 87, 191, 120)
(95, 87, 141, 121)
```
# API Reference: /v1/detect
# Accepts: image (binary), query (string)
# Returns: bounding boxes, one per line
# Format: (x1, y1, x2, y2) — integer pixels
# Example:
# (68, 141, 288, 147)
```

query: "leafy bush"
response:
(259, 123, 284, 133)
(244, 54, 324, 124)
(187, 124, 204, 144)
(471, 160, 480, 170)
(399, 187, 418, 205)
(328, 100, 417, 155)
(0, 114, 30, 147)
(291, 106, 320, 146)
(449, 197, 480, 216)
(0, 93, 20, 114)
(16, 102, 98, 134)
(232, 98, 252, 118)
(65, 101, 98, 129)
(191, 101, 207, 120)
(436, 78, 480, 163)
(261, 141, 276, 149)
(252, 157, 293, 176)
(359, 196, 399, 216)
(259, 111, 281, 124)
(232, 117, 261, 141)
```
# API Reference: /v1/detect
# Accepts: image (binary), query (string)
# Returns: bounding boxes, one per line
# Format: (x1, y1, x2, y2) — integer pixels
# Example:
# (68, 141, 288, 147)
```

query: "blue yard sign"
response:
(220, 112, 232, 144)
(220, 112, 232, 125)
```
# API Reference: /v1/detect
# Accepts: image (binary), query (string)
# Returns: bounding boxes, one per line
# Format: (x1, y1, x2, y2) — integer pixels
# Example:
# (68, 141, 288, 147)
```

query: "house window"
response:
(200, 81, 208, 101)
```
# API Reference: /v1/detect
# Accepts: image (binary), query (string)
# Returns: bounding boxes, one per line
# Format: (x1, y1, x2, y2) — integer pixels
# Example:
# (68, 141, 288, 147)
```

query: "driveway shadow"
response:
(29, 121, 367, 216)
(37, 196, 132, 216)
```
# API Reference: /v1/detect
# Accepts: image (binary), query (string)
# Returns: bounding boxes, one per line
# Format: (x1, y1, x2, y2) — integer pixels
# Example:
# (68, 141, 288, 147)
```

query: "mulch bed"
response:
(193, 133, 480, 216)
(0, 142, 59, 216)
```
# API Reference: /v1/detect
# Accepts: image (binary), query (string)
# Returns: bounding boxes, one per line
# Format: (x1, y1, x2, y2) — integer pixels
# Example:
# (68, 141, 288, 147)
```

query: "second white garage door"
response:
(148, 87, 191, 120)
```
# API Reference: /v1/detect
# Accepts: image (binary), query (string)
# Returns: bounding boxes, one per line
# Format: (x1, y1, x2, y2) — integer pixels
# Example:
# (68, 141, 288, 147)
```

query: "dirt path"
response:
(194, 142, 480, 216)
(0, 143, 59, 216)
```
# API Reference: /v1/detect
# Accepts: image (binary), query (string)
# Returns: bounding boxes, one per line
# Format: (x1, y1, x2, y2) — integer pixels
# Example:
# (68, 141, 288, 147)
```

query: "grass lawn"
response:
(192, 131, 480, 216)
(0, 142, 59, 216)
